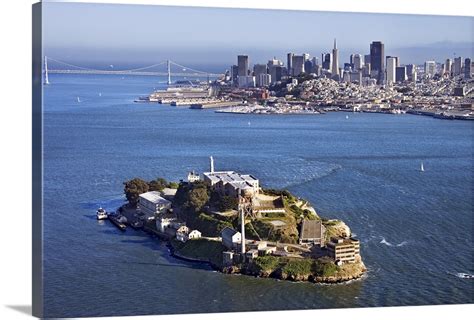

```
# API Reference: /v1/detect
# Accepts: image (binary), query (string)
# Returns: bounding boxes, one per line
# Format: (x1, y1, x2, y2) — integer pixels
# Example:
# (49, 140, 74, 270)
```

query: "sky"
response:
(42, 2, 474, 70)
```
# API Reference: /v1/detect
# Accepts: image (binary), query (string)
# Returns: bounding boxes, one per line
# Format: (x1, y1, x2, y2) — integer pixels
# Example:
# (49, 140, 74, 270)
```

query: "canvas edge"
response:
(32, 2, 43, 318)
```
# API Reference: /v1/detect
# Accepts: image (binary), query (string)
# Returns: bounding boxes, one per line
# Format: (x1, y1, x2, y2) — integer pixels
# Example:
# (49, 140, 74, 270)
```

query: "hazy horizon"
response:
(42, 2, 473, 70)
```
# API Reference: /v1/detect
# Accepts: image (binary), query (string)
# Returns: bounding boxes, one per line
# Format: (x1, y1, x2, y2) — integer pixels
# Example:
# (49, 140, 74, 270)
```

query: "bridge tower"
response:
(44, 56, 50, 85)
(167, 59, 171, 85)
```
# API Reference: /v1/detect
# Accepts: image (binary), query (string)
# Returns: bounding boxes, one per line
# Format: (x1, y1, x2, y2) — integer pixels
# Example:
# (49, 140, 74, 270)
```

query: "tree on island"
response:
(123, 178, 149, 207)
(187, 185, 210, 212)
(218, 195, 238, 212)
(148, 177, 168, 192)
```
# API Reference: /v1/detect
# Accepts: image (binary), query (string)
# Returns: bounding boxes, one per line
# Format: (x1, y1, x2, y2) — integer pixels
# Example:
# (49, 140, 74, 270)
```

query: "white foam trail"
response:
(379, 237, 408, 247)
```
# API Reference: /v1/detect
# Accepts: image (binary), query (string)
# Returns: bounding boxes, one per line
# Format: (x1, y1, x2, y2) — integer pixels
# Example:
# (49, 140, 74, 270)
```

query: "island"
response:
(107, 157, 366, 284)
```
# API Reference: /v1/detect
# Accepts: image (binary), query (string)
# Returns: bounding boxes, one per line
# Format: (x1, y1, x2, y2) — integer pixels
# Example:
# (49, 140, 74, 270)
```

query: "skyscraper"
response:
(465, 58, 472, 79)
(253, 64, 268, 87)
(237, 55, 249, 77)
(269, 65, 282, 83)
(291, 55, 305, 76)
(395, 66, 407, 83)
(386, 57, 397, 84)
(287, 53, 294, 77)
(322, 53, 332, 70)
(331, 39, 339, 78)
(352, 54, 363, 71)
(453, 57, 463, 76)
(370, 41, 385, 84)
(231, 65, 239, 85)
(444, 59, 452, 76)
(406, 64, 415, 82)
(424, 61, 436, 78)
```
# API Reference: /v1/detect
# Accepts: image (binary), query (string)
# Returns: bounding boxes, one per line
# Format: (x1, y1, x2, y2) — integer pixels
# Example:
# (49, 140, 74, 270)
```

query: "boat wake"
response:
(448, 272, 474, 279)
(379, 237, 408, 247)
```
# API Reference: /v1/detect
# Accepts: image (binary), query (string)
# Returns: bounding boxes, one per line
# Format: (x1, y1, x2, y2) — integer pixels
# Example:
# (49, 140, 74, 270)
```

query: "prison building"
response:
(326, 237, 360, 265)
(299, 219, 326, 246)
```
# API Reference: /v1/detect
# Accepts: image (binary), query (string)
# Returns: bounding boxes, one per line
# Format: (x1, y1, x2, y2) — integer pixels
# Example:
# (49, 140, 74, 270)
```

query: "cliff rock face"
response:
(324, 220, 352, 241)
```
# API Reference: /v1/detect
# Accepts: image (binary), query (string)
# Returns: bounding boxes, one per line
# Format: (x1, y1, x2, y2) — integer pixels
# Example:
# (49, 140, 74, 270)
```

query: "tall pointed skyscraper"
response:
(331, 39, 339, 78)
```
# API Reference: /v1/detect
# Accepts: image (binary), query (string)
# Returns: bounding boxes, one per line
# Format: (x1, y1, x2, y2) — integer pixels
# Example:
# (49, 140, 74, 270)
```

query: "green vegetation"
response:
(218, 195, 238, 212)
(174, 181, 210, 213)
(171, 238, 225, 268)
(313, 257, 338, 277)
(281, 258, 313, 278)
(124, 177, 178, 207)
(246, 256, 341, 280)
(248, 256, 280, 275)
(123, 178, 149, 207)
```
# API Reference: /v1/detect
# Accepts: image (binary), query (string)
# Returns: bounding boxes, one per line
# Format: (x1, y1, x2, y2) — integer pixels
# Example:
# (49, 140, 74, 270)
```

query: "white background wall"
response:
(0, 1, 472, 320)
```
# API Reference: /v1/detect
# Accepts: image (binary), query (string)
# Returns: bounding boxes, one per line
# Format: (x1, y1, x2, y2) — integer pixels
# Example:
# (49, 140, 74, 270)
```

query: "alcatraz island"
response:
(102, 157, 366, 284)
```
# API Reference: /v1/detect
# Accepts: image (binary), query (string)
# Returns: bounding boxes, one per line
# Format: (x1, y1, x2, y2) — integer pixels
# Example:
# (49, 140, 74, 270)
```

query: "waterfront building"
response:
(322, 53, 332, 70)
(331, 39, 339, 79)
(299, 219, 326, 246)
(396, 66, 407, 83)
(221, 227, 242, 250)
(156, 213, 178, 233)
(386, 56, 397, 85)
(444, 58, 452, 77)
(176, 225, 190, 242)
(237, 55, 249, 77)
(424, 61, 436, 78)
(176, 226, 202, 242)
(327, 237, 360, 265)
(287, 53, 294, 77)
(464, 58, 472, 79)
(370, 41, 385, 84)
(188, 229, 202, 240)
(453, 57, 463, 76)
(138, 191, 172, 219)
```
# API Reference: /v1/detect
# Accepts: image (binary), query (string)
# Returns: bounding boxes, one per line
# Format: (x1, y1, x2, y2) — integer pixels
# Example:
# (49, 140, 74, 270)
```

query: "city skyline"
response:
(43, 2, 473, 66)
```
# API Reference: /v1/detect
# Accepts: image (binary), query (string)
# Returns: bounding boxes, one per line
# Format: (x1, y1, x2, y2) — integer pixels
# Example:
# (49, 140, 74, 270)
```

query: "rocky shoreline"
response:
(170, 241, 367, 284)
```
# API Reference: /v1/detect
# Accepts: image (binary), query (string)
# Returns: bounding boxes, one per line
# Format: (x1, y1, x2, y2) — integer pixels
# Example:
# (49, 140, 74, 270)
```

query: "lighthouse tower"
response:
(209, 156, 214, 173)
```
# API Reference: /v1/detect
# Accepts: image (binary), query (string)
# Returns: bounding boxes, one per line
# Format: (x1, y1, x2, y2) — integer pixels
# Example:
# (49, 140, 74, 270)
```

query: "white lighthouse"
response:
(210, 156, 214, 173)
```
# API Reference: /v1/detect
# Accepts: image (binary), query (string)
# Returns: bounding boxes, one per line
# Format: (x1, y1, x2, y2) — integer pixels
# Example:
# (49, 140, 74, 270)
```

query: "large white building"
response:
(424, 61, 436, 78)
(138, 191, 172, 219)
(202, 157, 259, 197)
(386, 57, 397, 85)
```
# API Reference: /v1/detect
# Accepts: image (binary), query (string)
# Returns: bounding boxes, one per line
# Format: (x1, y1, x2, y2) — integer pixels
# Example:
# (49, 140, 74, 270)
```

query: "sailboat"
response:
(420, 162, 425, 172)
(76, 97, 82, 103)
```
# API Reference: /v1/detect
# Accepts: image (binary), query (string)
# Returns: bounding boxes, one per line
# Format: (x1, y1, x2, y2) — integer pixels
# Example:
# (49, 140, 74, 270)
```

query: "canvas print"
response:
(32, 1, 474, 318)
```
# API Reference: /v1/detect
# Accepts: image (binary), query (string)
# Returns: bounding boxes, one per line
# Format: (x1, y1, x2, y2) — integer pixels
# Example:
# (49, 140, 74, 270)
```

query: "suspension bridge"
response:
(43, 56, 225, 85)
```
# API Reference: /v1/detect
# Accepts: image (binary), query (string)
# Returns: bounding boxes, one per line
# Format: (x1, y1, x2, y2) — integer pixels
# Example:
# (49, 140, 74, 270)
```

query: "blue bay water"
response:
(42, 74, 474, 318)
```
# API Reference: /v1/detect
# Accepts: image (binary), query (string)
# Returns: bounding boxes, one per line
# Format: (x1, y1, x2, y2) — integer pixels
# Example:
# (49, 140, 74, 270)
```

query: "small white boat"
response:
(346, 115, 349, 119)
(77, 97, 81, 103)
(420, 162, 425, 172)
(96, 207, 108, 220)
